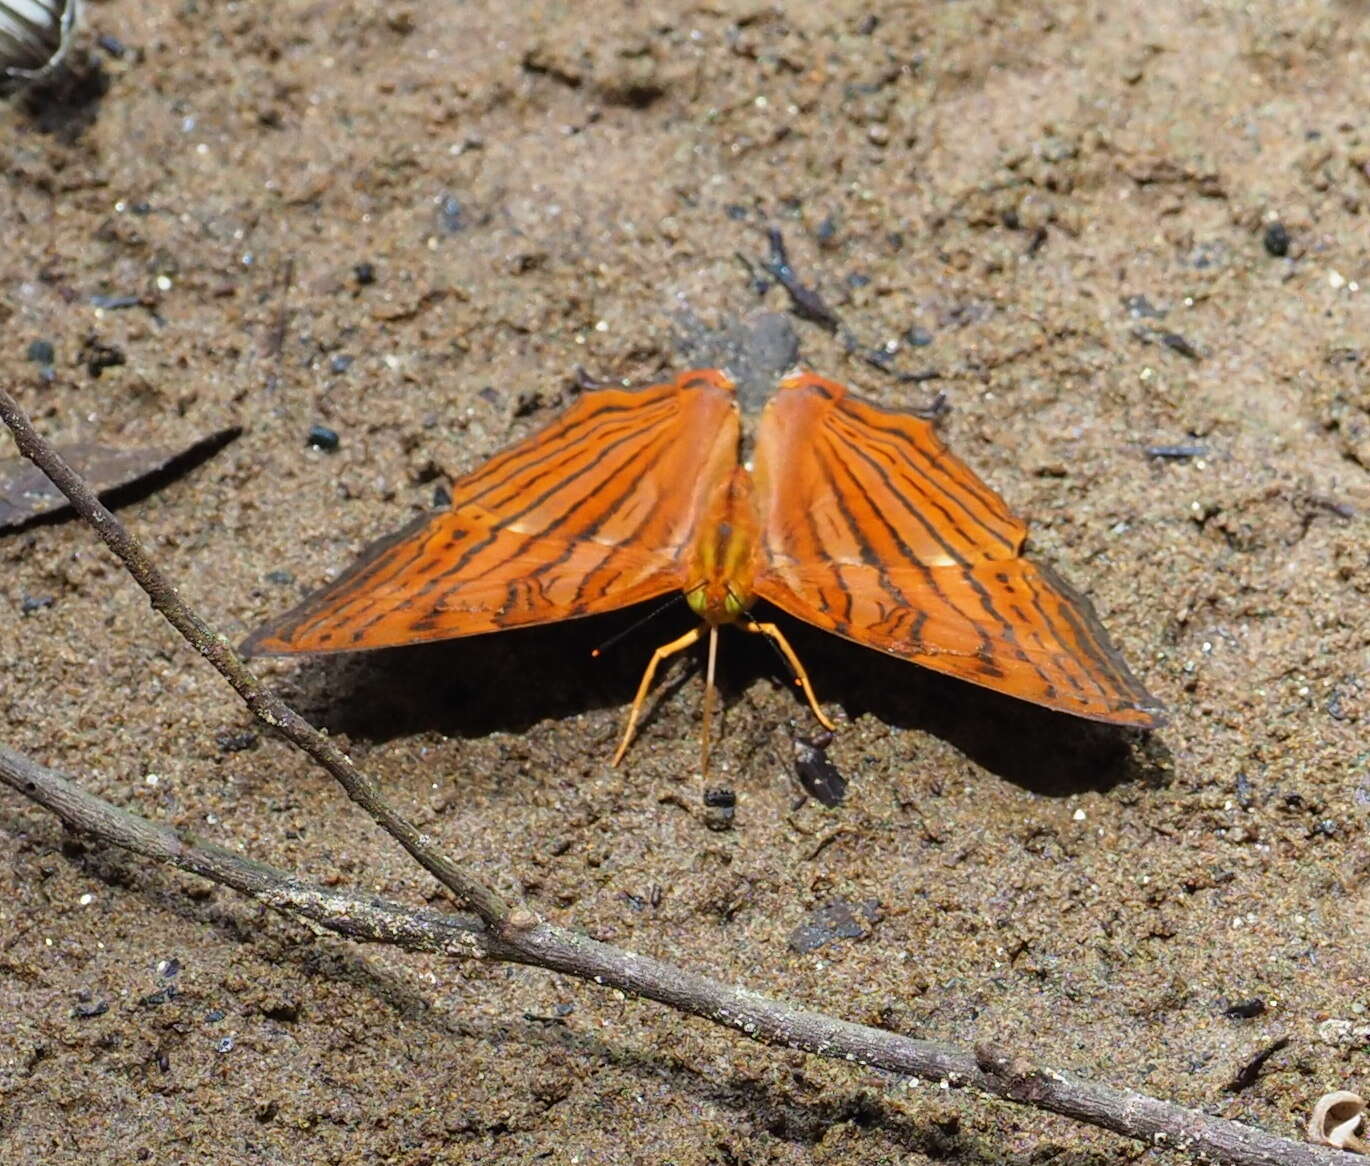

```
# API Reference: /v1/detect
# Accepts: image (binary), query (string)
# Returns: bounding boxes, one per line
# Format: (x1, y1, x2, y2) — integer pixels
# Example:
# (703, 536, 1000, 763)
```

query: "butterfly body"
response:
(243, 366, 1163, 761)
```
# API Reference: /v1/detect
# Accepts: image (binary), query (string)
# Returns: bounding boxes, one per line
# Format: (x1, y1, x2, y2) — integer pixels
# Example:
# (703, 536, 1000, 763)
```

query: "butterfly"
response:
(242, 366, 1164, 766)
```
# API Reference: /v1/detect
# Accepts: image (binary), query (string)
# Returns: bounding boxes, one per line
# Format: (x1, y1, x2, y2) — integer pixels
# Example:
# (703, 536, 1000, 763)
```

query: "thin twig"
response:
(0, 386, 513, 932)
(0, 741, 1349, 1166)
(0, 387, 1355, 1166)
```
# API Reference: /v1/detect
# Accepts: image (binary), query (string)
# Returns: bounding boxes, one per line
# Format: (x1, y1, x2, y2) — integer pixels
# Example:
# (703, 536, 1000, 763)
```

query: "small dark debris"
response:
(97, 34, 128, 59)
(264, 569, 294, 586)
(20, 594, 54, 614)
(703, 786, 736, 832)
(725, 204, 749, 221)
(845, 272, 871, 289)
(306, 424, 340, 452)
(759, 228, 842, 333)
(215, 728, 259, 754)
(1160, 331, 1201, 360)
(205, 1009, 225, 1023)
(157, 1051, 171, 1073)
(353, 261, 376, 286)
(858, 14, 879, 35)
(71, 999, 108, 1020)
(80, 339, 126, 378)
(1222, 998, 1267, 1020)
(139, 986, 177, 1008)
(1223, 1036, 1289, 1093)
(1144, 444, 1208, 460)
(478, 386, 500, 404)
(160, 958, 181, 978)
(26, 339, 55, 364)
(905, 326, 933, 348)
(816, 213, 839, 247)
(793, 734, 847, 807)
(513, 390, 544, 418)
(329, 354, 354, 374)
(1132, 325, 1200, 360)
(904, 388, 950, 419)
(1263, 222, 1290, 258)
(1123, 295, 1166, 319)
(216, 1037, 234, 1054)
(130, 201, 151, 216)
(433, 483, 452, 507)
(1235, 772, 1254, 809)
(436, 193, 465, 234)
(89, 293, 141, 310)
(788, 900, 878, 954)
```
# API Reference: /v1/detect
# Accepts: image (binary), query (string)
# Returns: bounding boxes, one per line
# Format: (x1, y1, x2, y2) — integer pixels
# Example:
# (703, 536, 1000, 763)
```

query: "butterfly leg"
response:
(612, 625, 705, 767)
(741, 621, 838, 732)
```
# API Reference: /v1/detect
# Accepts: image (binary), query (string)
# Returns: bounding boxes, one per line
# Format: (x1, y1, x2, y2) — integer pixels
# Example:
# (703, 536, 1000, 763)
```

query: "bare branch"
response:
(0, 387, 513, 932)
(1, 388, 1355, 1166)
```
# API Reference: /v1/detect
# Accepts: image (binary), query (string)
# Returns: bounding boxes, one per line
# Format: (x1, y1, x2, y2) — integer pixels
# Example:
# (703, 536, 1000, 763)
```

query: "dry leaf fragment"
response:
(0, 427, 240, 531)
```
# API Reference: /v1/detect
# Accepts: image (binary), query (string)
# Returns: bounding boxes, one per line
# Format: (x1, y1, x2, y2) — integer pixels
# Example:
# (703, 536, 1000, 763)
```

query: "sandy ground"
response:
(2, 1, 1368, 1162)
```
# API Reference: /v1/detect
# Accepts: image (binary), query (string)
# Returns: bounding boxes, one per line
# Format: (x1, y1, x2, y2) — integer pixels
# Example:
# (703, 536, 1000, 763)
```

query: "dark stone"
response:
(1263, 222, 1290, 257)
(26, 339, 55, 365)
(306, 424, 340, 452)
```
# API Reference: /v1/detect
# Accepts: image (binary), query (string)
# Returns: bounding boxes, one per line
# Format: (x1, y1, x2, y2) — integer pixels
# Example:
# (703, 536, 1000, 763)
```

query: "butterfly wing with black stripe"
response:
(750, 371, 1164, 727)
(242, 372, 740, 655)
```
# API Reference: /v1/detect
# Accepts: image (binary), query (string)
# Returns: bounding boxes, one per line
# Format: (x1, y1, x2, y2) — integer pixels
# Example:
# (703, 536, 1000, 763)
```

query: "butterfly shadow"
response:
(743, 608, 1171, 799)
(274, 601, 703, 747)
(268, 600, 1168, 798)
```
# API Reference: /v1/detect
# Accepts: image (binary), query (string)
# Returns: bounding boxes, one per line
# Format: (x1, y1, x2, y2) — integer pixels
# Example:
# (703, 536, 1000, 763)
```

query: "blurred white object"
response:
(0, 0, 81, 87)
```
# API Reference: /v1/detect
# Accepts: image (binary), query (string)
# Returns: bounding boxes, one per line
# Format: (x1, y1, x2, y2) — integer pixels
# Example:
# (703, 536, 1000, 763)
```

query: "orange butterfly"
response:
(243, 366, 1163, 765)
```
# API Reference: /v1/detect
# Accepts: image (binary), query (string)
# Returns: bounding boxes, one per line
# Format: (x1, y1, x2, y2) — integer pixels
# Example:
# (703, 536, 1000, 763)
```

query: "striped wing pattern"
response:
(242, 373, 740, 655)
(751, 372, 1163, 727)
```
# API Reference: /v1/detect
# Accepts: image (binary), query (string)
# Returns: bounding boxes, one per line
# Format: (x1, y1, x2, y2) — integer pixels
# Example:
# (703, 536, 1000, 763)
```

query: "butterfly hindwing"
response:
(242, 372, 740, 655)
(751, 371, 1163, 727)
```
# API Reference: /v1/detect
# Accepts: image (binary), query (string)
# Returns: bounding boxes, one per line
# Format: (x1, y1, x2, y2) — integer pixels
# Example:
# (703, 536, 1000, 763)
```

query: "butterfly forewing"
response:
(751, 372, 1163, 727)
(242, 372, 740, 655)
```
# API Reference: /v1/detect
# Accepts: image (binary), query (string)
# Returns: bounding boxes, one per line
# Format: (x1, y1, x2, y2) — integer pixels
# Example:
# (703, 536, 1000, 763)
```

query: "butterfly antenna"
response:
(590, 593, 691, 660)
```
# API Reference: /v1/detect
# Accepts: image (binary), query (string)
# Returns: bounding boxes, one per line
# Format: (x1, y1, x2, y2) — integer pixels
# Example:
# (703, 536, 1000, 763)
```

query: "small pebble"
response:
(702, 787, 736, 832)
(329, 353, 354, 374)
(353, 261, 376, 285)
(25, 339, 55, 365)
(437, 193, 465, 234)
(1263, 222, 1290, 257)
(306, 424, 340, 452)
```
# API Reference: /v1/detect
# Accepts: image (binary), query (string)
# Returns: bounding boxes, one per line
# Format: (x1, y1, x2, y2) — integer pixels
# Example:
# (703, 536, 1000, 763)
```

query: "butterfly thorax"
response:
(685, 465, 760, 626)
